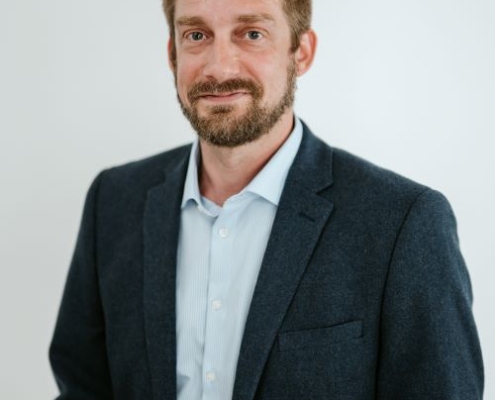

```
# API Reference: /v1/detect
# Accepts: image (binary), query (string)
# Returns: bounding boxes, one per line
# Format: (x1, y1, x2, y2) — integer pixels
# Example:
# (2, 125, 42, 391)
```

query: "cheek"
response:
(247, 52, 291, 84)
(175, 64, 197, 102)
(261, 63, 291, 99)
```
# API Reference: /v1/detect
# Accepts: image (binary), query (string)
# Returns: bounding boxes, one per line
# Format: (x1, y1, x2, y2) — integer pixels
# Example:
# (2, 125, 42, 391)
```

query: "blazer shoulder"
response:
(99, 143, 191, 191)
(82, 144, 191, 209)
(299, 123, 430, 204)
(330, 147, 430, 205)
(107, 143, 191, 180)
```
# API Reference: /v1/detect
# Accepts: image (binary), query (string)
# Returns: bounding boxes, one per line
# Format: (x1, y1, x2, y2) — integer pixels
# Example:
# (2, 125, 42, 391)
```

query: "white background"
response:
(1, 0, 493, 398)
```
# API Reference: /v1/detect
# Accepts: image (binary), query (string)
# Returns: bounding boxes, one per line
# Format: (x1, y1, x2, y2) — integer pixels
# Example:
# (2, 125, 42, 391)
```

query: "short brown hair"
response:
(163, 0, 312, 66)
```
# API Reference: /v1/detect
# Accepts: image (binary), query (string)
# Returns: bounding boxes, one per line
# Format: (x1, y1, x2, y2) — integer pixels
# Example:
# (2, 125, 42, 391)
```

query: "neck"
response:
(198, 111, 294, 206)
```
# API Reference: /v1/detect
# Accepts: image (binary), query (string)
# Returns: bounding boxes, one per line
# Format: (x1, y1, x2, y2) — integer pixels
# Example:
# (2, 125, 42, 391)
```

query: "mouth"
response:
(197, 91, 249, 103)
(188, 78, 262, 106)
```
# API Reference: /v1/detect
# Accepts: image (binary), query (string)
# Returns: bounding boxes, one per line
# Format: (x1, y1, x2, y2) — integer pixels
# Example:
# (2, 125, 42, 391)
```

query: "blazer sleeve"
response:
(376, 189, 484, 399)
(49, 172, 113, 399)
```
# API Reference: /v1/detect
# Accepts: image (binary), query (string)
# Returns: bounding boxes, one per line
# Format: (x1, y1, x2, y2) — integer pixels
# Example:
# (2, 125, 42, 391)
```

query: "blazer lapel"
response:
(233, 127, 335, 400)
(142, 149, 189, 400)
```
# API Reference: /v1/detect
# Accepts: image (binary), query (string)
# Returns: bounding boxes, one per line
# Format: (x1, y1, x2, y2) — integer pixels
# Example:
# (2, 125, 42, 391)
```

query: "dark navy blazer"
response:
(50, 123, 484, 399)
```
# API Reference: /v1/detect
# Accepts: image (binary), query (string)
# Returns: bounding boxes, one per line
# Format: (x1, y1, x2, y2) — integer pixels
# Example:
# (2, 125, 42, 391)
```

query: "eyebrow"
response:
(176, 13, 275, 27)
(236, 13, 275, 24)
(176, 16, 206, 27)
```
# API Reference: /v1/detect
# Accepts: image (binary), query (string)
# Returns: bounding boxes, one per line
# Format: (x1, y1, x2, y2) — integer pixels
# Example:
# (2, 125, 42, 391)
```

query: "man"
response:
(50, 0, 484, 398)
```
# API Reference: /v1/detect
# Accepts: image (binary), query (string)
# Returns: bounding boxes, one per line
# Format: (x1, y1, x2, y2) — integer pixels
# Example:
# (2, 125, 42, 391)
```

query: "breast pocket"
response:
(278, 320, 363, 352)
(275, 320, 365, 397)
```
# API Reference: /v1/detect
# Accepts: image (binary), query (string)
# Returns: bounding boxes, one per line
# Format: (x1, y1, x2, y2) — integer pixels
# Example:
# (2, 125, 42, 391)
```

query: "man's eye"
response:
(188, 32, 205, 41)
(246, 31, 262, 40)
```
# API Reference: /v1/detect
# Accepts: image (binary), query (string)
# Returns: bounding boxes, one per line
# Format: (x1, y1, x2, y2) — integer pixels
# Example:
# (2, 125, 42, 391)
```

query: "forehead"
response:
(174, 0, 286, 24)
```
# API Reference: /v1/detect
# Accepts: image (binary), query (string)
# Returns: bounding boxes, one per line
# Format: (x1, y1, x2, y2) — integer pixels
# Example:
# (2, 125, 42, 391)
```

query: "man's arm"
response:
(376, 189, 484, 399)
(49, 173, 113, 399)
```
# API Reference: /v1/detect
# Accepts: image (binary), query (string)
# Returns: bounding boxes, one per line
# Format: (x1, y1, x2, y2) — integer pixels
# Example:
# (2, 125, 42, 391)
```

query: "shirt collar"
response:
(181, 139, 202, 209)
(181, 116, 303, 209)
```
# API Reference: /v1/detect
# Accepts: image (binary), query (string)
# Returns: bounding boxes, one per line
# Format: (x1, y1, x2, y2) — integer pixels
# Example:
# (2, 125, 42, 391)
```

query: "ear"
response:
(294, 29, 317, 76)
(168, 37, 176, 72)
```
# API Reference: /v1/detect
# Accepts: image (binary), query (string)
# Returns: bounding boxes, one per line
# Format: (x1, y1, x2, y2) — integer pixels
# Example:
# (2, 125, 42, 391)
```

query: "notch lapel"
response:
(142, 150, 189, 400)
(233, 128, 335, 400)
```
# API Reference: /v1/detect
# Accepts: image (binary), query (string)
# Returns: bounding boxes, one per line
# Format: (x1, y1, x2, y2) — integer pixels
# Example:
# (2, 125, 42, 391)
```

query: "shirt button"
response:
(206, 371, 216, 382)
(219, 227, 229, 238)
(212, 299, 222, 310)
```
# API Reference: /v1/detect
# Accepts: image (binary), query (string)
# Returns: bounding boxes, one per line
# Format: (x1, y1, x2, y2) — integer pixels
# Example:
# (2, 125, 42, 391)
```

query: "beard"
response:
(177, 60, 297, 148)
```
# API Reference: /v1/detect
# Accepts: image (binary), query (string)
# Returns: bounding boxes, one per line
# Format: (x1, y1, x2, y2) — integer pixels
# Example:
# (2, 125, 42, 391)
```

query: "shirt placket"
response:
(201, 205, 234, 400)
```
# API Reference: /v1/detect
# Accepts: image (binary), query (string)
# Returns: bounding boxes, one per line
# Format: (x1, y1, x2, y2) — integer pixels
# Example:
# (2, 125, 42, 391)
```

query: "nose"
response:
(202, 37, 241, 82)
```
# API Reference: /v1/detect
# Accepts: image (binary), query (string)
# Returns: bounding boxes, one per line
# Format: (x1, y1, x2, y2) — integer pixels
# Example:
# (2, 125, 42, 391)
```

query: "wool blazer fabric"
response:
(50, 122, 484, 399)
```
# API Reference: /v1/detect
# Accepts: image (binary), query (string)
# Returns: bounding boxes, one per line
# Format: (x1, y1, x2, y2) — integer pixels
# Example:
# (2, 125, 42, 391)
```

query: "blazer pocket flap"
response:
(278, 320, 363, 351)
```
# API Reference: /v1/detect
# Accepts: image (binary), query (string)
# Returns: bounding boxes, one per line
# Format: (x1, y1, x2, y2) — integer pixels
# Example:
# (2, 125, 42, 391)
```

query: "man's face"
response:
(171, 0, 297, 147)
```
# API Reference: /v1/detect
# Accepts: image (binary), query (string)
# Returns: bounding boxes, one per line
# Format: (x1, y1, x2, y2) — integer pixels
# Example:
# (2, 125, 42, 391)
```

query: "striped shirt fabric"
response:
(176, 117, 303, 400)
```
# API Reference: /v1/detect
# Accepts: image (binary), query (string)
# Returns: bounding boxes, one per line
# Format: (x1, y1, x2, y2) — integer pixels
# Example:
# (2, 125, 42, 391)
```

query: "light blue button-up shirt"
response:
(176, 118, 303, 400)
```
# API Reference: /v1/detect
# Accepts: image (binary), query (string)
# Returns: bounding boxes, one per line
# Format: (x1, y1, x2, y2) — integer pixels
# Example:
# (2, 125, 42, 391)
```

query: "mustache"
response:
(187, 79, 263, 103)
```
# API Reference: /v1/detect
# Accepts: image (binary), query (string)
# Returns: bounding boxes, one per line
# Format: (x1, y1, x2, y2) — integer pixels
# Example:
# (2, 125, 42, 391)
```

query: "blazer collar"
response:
(286, 120, 334, 192)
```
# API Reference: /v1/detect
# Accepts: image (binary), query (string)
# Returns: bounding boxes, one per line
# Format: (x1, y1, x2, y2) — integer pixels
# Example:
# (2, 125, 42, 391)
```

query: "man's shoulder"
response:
(332, 146, 439, 214)
(307, 139, 455, 237)
(301, 128, 449, 220)
(301, 127, 429, 202)
(109, 143, 191, 176)
(103, 143, 191, 184)
(332, 146, 426, 193)
(93, 143, 192, 200)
